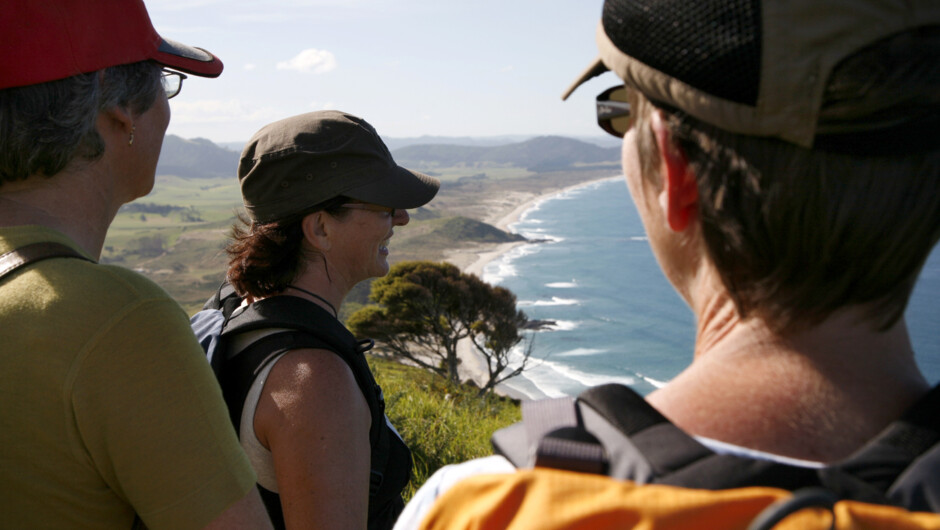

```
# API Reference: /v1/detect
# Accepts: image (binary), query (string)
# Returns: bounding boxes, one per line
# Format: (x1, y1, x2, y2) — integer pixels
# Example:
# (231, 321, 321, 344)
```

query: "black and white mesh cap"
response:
(564, 0, 940, 148)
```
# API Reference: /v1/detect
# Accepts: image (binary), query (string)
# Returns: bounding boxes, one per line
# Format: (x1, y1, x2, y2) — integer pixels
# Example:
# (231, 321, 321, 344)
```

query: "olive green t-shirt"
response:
(0, 226, 256, 529)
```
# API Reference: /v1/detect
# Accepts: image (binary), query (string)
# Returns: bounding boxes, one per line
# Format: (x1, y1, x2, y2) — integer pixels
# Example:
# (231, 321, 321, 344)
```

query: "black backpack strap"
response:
(217, 330, 328, 426)
(357, 339, 392, 500)
(578, 385, 820, 490)
(0, 241, 93, 280)
(494, 382, 940, 512)
(203, 282, 241, 313)
(825, 383, 940, 511)
(222, 296, 386, 442)
(747, 487, 838, 530)
(493, 384, 820, 489)
(492, 384, 720, 481)
(492, 397, 608, 475)
(219, 294, 400, 523)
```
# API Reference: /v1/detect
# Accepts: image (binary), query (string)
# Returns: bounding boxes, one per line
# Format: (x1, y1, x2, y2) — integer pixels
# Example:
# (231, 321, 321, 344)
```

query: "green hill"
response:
(424, 217, 526, 244)
(156, 135, 239, 179)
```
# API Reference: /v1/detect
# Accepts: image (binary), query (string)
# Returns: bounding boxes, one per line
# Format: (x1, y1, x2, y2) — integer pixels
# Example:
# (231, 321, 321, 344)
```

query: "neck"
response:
(0, 170, 119, 259)
(647, 260, 930, 461)
(649, 292, 929, 461)
(287, 284, 339, 319)
(282, 265, 347, 320)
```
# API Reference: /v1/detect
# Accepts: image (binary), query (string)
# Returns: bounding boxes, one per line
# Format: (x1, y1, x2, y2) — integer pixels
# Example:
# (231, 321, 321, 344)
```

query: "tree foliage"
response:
(348, 261, 533, 396)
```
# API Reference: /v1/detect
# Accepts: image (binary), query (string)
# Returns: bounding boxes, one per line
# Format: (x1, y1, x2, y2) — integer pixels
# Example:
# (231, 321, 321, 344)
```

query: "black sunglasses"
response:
(596, 85, 635, 138)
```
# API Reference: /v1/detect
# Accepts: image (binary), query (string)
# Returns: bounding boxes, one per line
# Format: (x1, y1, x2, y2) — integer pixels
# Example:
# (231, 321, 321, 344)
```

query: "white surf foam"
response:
(518, 297, 579, 307)
(636, 372, 669, 388)
(556, 347, 606, 357)
(542, 320, 579, 332)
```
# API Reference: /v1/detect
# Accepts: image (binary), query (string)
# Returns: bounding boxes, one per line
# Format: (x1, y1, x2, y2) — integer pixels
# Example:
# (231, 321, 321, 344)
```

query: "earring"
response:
(128, 125, 136, 146)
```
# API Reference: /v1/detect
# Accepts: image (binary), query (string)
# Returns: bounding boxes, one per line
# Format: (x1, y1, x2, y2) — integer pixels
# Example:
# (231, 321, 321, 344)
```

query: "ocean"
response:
(484, 177, 940, 400)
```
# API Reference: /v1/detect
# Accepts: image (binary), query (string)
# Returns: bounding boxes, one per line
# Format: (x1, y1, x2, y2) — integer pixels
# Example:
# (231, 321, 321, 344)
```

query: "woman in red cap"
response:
(0, 1, 271, 529)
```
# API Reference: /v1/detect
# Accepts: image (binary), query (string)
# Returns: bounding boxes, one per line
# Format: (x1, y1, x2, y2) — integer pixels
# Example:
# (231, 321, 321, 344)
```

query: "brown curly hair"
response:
(225, 196, 351, 298)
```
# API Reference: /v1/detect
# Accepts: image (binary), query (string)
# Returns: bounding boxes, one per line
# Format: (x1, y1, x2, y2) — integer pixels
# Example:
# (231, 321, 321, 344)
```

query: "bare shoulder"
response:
(252, 348, 373, 528)
(266, 348, 362, 391)
(254, 348, 370, 442)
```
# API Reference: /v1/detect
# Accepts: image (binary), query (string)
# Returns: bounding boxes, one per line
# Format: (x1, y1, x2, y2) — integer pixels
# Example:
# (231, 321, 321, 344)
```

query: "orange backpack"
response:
(421, 383, 940, 529)
(420, 468, 940, 529)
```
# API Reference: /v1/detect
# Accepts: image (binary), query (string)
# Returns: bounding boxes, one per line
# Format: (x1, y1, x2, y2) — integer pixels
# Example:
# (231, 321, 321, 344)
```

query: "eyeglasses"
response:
(596, 85, 636, 138)
(341, 203, 397, 218)
(161, 70, 188, 99)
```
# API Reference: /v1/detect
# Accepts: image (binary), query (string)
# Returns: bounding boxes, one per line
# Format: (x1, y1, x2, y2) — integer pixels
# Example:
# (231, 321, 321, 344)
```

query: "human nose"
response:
(393, 208, 410, 226)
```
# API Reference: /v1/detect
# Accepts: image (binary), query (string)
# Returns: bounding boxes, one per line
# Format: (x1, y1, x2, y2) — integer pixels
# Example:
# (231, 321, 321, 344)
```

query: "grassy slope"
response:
(368, 355, 520, 500)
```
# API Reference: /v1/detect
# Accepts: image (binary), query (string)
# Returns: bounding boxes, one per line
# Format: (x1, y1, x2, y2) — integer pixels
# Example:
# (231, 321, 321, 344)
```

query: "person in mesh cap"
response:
(392, 0, 940, 527)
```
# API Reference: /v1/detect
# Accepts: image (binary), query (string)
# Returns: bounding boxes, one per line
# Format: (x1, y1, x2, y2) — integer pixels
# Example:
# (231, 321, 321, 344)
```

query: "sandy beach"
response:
(446, 175, 620, 399)
(450, 176, 620, 277)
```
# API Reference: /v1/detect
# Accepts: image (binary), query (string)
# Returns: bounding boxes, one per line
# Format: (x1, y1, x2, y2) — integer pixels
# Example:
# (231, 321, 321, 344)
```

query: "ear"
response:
(651, 111, 698, 232)
(97, 104, 135, 142)
(301, 211, 332, 252)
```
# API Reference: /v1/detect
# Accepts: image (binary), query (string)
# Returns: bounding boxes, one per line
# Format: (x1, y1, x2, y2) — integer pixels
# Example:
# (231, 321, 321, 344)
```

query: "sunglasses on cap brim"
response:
(596, 85, 636, 138)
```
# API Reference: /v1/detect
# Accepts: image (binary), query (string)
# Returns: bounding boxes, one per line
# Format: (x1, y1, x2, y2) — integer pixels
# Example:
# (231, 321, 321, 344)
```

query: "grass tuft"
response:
(367, 355, 520, 500)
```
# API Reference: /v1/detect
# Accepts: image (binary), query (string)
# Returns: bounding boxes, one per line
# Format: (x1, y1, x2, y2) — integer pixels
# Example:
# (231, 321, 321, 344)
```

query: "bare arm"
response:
(254, 348, 372, 529)
(203, 488, 273, 530)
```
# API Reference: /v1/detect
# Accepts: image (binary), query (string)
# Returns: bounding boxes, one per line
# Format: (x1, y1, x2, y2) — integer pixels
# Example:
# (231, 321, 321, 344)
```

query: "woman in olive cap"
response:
(220, 110, 439, 529)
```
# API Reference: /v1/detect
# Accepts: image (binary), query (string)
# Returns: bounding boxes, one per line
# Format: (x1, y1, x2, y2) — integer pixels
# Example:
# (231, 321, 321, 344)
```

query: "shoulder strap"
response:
(495, 384, 819, 486)
(493, 383, 765, 483)
(0, 241, 93, 280)
(223, 295, 356, 350)
(493, 383, 940, 511)
(826, 383, 940, 512)
(202, 282, 242, 314)
(218, 293, 395, 510)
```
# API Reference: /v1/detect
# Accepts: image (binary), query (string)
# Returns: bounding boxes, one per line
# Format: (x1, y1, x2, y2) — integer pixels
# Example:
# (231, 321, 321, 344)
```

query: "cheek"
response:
(621, 131, 646, 209)
(148, 94, 171, 136)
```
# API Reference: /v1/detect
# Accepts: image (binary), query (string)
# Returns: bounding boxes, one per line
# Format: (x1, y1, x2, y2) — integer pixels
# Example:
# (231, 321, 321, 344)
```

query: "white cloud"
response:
(500, 65, 514, 73)
(169, 99, 281, 124)
(309, 101, 336, 110)
(243, 63, 257, 71)
(276, 49, 337, 74)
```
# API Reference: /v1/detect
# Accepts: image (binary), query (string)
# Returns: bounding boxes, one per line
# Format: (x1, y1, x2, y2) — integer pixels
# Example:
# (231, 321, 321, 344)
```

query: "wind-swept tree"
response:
(348, 261, 533, 396)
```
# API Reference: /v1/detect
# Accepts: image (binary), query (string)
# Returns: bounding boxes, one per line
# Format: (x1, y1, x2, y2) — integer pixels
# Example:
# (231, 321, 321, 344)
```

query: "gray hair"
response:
(0, 61, 163, 186)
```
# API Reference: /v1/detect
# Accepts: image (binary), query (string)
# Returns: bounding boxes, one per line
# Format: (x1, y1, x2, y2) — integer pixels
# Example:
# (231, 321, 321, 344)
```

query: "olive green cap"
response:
(238, 111, 440, 223)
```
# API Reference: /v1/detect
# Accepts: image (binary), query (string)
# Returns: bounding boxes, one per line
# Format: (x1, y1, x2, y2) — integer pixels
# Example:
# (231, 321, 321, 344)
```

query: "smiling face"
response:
(328, 202, 411, 285)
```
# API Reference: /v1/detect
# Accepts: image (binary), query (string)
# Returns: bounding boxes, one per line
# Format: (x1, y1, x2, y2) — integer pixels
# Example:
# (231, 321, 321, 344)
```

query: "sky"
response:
(146, 0, 616, 144)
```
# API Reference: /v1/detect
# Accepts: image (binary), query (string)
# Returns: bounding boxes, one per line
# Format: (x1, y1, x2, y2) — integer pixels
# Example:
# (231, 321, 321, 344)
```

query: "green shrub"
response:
(367, 356, 521, 500)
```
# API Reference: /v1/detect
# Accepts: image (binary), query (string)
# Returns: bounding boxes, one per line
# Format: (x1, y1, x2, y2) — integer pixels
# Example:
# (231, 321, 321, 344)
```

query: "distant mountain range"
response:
(157, 134, 619, 179)
(218, 134, 620, 153)
(393, 136, 619, 172)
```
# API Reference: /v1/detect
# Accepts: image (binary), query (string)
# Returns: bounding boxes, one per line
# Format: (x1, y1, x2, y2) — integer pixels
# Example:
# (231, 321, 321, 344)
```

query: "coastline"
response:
(447, 175, 621, 399)
(452, 175, 622, 278)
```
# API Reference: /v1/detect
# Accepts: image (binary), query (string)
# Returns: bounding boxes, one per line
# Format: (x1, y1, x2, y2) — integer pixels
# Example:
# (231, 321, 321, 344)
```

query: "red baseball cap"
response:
(1, 0, 223, 90)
